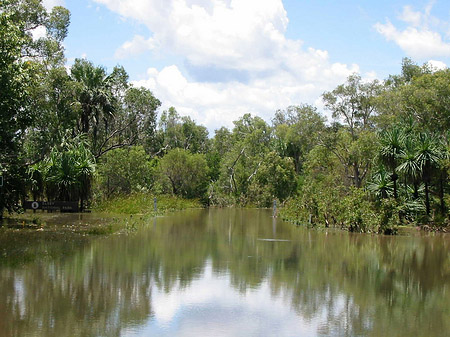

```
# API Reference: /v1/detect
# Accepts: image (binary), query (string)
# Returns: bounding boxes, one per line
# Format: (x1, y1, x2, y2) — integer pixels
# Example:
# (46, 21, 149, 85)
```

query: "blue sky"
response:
(42, 0, 450, 131)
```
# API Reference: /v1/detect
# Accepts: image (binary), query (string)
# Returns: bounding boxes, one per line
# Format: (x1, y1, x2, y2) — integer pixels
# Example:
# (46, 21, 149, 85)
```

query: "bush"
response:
(158, 148, 208, 199)
(95, 146, 155, 198)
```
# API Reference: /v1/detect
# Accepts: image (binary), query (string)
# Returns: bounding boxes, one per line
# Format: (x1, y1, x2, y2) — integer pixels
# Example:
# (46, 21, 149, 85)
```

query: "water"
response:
(0, 208, 449, 336)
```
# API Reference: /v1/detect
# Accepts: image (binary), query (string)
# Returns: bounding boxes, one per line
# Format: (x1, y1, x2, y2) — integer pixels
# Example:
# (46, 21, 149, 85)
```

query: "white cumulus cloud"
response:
(94, 0, 362, 130)
(426, 59, 447, 70)
(42, 0, 65, 10)
(115, 35, 158, 59)
(375, 4, 450, 59)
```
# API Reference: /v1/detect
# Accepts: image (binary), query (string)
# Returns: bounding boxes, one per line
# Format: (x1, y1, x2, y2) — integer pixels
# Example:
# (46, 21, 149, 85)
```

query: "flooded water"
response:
(0, 209, 449, 336)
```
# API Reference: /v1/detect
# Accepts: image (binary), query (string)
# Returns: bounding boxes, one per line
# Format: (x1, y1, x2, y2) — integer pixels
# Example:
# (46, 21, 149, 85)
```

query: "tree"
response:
(24, 67, 79, 162)
(397, 134, 421, 199)
(367, 167, 394, 200)
(39, 136, 95, 210)
(70, 59, 120, 151)
(151, 108, 209, 156)
(273, 104, 326, 173)
(379, 61, 450, 135)
(219, 114, 271, 199)
(378, 127, 405, 199)
(0, 0, 72, 217)
(124, 87, 161, 153)
(249, 151, 297, 206)
(159, 149, 208, 199)
(415, 133, 444, 216)
(323, 74, 382, 138)
(96, 146, 155, 197)
(322, 75, 382, 187)
(0, 4, 36, 217)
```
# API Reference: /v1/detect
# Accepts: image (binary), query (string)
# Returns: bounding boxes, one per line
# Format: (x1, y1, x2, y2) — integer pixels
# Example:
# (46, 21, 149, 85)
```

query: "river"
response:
(0, 208, 449, 336)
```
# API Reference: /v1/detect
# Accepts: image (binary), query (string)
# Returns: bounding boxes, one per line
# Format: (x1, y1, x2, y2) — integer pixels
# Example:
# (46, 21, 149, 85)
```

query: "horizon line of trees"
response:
(1, 1, 449, 233)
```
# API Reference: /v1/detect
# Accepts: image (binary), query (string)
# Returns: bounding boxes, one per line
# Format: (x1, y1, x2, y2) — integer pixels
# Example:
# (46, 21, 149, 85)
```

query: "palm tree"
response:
(415, 133, 443, 216)
(397, 135, 421, 199)
(42, 136, 96, 210)
(379, 127, 405, 199)
(367, 167, 394, 199)
(74, 141, 95, 211)
(436, 136, 449, 217)
(71, 59, 116, 152)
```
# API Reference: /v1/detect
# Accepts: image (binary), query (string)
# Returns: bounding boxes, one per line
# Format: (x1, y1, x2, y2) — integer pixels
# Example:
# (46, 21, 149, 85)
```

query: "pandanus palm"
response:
(43, 137, 95, 209)
(75, 142, 95, 211)
(379, 127, 405, 199)
(415, 133, 443, 216)
(397, 135, 421, 199)
(367, 167, 394, 199)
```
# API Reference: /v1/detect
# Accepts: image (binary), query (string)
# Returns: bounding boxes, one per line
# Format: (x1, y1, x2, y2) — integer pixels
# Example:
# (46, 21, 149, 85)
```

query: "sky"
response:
(42, 0, 450, 132)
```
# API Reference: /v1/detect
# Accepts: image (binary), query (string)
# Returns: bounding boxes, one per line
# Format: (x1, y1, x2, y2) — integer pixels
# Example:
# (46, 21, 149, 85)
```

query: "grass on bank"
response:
(1, 193, 201, 237)
(93, 193, 202, 215)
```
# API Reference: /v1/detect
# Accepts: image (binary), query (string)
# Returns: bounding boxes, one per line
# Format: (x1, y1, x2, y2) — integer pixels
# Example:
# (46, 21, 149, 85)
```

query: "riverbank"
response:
(3, 192, 447, 237)
(1, 194, 202, 236)
(279, 199, 449, 235)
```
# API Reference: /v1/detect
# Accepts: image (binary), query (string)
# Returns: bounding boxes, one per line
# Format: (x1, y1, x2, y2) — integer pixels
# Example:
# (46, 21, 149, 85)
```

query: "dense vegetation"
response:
(1, 1, 448, 233)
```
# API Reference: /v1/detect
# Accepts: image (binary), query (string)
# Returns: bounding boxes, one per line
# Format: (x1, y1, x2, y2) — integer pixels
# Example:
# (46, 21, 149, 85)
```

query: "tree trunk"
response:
(413, 181, 418, 199)
(424, 180, 431, 216)
(439, 172, 446, 216)
(82, 106, 91, 133)
(392, 172, 398, 199)
(353, 162, 361, 188)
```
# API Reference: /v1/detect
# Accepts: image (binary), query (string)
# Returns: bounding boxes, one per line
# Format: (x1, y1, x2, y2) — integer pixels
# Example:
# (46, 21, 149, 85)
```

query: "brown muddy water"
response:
(0, 208, 449, 336)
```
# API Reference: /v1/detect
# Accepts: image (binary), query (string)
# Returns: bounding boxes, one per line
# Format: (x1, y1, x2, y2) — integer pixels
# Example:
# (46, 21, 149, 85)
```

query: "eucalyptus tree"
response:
(124, 87, 161, 153)
(322, 74, 383, 188)
(207, 127, 233, 182)
(209, 114, 296, 206)
(0, 1, 60, 216)
(399, 69, 450, 134)
(223, 114, 272, 197)
(96, 146, 154, 197)
(272, 104, 326, 174)
(158, 148, 208, 199)
(150, 107, 209, 156)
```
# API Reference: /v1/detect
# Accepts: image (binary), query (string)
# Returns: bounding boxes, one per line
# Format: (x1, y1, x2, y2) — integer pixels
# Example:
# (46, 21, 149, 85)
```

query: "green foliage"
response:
(96, 146, 155, 197)
(29, 136, 95, 209)
(158, 148, 209, 199)
(124, 87, 161, 151)
(273, 104, 326, 173)
(0, 4, 40, 216)
(94, 193, 201, 215)
(368, 123, 448, 224)
(246, 151, 297, 207)
(149, 107, 210, 156)
(366, 167, 394, 199)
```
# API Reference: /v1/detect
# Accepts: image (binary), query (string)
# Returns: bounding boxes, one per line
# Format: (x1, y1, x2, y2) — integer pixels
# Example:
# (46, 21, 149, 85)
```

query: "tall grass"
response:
(93, 193, 202, 215)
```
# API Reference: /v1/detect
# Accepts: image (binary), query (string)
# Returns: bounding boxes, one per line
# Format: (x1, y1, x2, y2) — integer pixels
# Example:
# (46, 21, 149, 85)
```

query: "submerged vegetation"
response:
(1, 1, 449, 234)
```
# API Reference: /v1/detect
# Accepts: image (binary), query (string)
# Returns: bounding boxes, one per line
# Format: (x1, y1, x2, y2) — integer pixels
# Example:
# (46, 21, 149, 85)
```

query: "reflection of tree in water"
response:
(0, 209, 449, 336)
(264, 233, 450, 337)
(0, 238, 154, 337)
